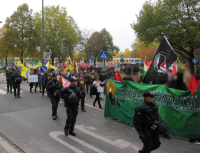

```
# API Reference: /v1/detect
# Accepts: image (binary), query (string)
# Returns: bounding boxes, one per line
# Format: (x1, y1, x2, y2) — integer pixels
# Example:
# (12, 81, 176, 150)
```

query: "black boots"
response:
(69, 131, 76, 136)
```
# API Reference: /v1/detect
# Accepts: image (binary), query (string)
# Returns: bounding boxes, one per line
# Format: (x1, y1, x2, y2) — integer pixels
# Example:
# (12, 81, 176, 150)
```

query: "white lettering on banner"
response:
(49, 125, 139, 153)
(28, 75, 38, 83)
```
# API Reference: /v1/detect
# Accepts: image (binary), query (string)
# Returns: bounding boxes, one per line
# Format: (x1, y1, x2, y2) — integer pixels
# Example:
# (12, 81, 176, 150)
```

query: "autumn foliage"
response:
(138, 47, 157, 61)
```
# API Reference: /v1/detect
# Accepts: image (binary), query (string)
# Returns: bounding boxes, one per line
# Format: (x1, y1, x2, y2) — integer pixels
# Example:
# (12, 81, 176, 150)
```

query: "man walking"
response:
(6, 68, 13, 94)
(61, 78, 81, 136)
(133, 91, 167, 153)
(77, 72, 86, 112)
(11, 70, 22, 98)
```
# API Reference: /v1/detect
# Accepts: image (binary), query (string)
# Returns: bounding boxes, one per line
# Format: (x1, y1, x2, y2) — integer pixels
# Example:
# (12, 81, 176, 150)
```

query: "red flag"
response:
(63, 61, 68, 68)
(73, 59, 76, 65)
(188, 74, 199, 95)
(53, 62, 58, 66)
(81, 62, 85, 68)
(171, 64, 177, 74)
(110, 63, 113, 67)
(86, 63, 90, 68)
(116, 71, 123, 82)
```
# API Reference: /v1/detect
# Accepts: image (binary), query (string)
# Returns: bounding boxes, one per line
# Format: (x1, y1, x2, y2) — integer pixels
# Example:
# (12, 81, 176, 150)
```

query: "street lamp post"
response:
(42, 0, 44, 65)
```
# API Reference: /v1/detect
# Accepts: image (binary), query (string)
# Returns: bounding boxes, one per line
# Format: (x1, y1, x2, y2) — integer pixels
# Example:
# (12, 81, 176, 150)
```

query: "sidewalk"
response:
(0, 133, 24, 153)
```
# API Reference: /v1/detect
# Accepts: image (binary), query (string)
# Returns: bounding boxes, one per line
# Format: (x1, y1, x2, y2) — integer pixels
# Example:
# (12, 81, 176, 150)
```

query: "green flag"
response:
(105, 79, 200, 139)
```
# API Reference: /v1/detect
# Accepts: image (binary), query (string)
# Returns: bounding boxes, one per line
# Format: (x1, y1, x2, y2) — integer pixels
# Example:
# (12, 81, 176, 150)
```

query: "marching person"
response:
(92, 75, 106, 109)
(47, 74, 62, 120)
(77, 72, 86, 112)
(61, 78, 82, 136)
(29, 69, 34, 92)
(133, 91, 168, 153)
(11, 69, 22, 98)
(41, 70, 48, 96)
(6, 68, 13, 94)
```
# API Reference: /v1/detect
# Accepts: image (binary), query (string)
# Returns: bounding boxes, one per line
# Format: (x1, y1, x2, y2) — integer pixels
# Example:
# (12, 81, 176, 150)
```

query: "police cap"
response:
(143, 91, 155, 98)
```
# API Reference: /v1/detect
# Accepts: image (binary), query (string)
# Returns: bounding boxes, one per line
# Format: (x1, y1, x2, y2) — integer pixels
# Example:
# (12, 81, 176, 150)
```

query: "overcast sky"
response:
(0, 0, 148, 51)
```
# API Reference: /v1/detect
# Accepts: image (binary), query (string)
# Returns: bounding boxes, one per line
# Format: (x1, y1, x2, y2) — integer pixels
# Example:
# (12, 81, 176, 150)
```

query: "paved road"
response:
(0, 83, 199, 153)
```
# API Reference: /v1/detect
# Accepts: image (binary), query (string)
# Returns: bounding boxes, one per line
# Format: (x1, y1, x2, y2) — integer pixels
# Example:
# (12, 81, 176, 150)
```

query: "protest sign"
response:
(104, 79, 200, 139)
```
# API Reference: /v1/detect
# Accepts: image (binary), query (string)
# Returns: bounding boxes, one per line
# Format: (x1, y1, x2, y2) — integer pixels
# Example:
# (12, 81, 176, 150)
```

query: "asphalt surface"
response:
(0, 82, 199, 153)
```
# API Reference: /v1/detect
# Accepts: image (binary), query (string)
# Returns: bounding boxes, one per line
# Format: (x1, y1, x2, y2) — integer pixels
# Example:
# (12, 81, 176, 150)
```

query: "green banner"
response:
(104, 79, 200, 139)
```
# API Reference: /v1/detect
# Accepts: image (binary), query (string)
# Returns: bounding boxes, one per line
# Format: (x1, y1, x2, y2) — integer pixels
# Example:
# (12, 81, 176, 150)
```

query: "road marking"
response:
(0, 89, 6, 95)
(3, 87, 23, 93)
(49, 131, 106, 153)
(75, 125, 139, 150)
(85, 104, 103, 110)
(49, 131, 83, 153)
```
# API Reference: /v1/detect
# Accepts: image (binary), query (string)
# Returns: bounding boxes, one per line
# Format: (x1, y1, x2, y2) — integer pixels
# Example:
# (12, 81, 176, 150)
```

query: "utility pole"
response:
(42, 0, 44, 65)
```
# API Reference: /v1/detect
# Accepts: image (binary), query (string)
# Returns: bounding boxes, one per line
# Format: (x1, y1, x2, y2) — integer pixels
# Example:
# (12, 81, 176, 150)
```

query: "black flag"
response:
(144, 36, 177, 83)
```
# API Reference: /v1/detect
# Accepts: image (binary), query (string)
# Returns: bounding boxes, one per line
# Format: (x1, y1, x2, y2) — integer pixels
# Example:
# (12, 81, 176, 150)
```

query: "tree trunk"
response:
(189, 48, 194, 74)
(52, 53, 54, 65)
(21, 51, 23, 64)
(5, 54, 7, 66)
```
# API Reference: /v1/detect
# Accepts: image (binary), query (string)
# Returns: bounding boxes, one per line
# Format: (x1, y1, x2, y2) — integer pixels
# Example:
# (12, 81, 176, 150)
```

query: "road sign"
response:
(100, 51, 108, 60)
(120, 55, 124, 59)
(90, 56, 93, 60)
(43, 52, 50, 60)
(40, 66, 47, 73)
(192, 58, 198, 64)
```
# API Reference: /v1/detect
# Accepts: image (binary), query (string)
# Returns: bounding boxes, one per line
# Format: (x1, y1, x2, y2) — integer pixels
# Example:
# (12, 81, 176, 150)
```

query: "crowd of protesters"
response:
(4, 63, 200, 144)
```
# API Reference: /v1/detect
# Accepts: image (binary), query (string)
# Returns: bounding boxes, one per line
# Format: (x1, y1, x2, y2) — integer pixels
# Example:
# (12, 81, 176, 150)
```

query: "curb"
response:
(0, 132, 25, 153)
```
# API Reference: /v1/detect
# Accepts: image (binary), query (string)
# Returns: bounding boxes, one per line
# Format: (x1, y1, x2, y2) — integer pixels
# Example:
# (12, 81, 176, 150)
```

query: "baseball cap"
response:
(143, 91, 155, 98)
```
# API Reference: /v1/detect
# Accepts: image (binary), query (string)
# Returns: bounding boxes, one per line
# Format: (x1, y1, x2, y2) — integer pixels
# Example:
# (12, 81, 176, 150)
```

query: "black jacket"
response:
(6, 71, 13, 82)
(11, 73, 22, 85)
(60, 85, 81, 106)
(133, 101, 160, 133)
(41, 73, 48, 86)
(46, 80, 62, 95)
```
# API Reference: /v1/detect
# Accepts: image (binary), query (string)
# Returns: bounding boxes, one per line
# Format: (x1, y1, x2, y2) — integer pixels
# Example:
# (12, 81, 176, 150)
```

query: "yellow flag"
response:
(17, 61, 22, 66)
(68, 64, 74, 70)
(68, 55, 72, 64)
(33, 64, 36, 69)
(46, 61, 50, 68)
(50, 65, 57, 71)
(38, 62, 42, 68)
(27, 64, 30, 69)
(21, 67, 29, 79)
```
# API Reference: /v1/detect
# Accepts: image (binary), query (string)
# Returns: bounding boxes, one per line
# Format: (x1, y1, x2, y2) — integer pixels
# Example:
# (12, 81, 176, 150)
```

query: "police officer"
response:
(11, 70, 22, 98)
(41, 70, 48, 96)
(6, 68, 13, 94)
(133, 91, 166, 153)
(61, 78, 81, 136)
(47, 74, 62, 120)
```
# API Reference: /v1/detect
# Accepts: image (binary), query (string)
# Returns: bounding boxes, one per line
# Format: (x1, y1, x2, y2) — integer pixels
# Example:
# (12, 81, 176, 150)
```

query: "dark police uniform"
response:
(6, 69, 13, 93)
(11, 71, 22, 98)
(61, 79, 81, 136)
(133, 92, 161, 153)
(47, 78, 62, 119)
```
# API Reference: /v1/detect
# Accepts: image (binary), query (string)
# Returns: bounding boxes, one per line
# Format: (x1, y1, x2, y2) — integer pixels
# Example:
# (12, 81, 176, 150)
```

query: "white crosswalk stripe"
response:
(3, 87, 23, 93)
(0, 89, 6, 95)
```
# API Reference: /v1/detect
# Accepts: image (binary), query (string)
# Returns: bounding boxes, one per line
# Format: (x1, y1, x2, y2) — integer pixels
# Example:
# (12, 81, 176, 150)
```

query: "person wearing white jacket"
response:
(92, 75, 106, 109)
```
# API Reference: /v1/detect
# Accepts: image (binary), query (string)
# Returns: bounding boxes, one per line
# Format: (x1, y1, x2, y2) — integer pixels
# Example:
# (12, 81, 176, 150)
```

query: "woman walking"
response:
(92, 75, 106, 109)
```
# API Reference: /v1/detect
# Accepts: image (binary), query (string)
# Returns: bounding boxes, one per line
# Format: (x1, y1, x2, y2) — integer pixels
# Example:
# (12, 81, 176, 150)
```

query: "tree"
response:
(0, 28, 15, 65)
(85, 28, 119, 62)
(34, 5, 79, 64)
(131, 0, 200, 73)
(114, 48, 133, 58)
(132, 38, 158, 61)
(3, 3, 38, 63)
